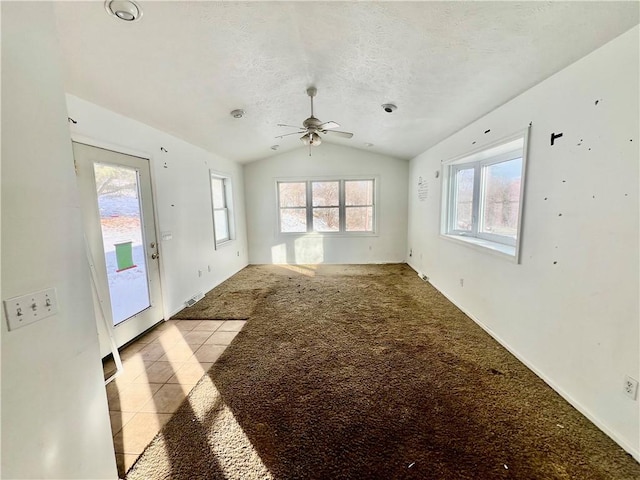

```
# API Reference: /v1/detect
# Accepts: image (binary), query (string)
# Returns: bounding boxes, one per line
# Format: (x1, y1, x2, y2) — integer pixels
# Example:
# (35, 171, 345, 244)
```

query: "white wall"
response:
(1, 3, 117, 479)
(66, 95, 249, 327)
(407, 26, 639, 458)
(245, 143, 408, 264)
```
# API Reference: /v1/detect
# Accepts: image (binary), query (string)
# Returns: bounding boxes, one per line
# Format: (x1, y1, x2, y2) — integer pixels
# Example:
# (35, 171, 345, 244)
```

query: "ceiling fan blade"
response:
(276, 131, 306, 139)
(277, 123, 305, 129)
(322, 130, 353, 139)
(318, 121, 340, 130)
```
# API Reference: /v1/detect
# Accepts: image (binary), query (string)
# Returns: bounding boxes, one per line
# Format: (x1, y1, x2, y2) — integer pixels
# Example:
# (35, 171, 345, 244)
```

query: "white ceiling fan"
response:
(276, 87, 354, 149)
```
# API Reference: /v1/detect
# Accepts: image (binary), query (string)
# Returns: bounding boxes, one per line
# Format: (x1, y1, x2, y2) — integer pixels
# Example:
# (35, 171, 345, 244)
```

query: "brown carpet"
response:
(171, 275, 270, 320)
(126, 264, 640, 480)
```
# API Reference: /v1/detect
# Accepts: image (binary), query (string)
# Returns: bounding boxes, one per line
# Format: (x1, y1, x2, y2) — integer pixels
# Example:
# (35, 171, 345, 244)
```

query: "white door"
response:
(74, 142, 163, 350)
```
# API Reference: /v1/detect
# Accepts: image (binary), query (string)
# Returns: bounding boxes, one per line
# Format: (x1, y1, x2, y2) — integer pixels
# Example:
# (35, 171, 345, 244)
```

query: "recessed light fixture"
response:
(381, 103, 397, 113)
(271, 145, 280, 151)
(230, 109, 245, 119)
(104, 0, 142, 22)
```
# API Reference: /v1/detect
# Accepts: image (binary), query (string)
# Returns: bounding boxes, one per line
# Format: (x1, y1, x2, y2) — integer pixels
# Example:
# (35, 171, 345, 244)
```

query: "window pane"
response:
(453, 168, 474, 231)
(214, 209, 229, 241)
(94, 163, 150, 326)
(346, 207, 373, 231)
(312, 181, 339, 206)
(212, 178, 225, 207)
(280, 208, 307, 232)
(345, 180, 373, 206)
(481, 158, 522, 238)
(279, 182, 306, 208)
(313, 207, 339, 231)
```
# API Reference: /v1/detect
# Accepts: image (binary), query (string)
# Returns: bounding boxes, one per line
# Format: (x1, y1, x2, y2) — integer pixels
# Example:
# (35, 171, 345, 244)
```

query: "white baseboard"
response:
(167, 262, 249, 320)
(406, 263, 640, 462)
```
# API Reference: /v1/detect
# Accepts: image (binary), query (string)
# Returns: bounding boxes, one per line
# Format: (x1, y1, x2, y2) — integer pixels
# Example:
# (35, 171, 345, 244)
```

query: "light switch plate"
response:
(3, 288, 58, 331)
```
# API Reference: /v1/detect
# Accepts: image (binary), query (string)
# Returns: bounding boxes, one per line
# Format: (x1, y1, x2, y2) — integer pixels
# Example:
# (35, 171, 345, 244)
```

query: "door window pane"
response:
(94, 163, 150, 325)
(481, 158, 522, 238)
(453, 168, 474, 231)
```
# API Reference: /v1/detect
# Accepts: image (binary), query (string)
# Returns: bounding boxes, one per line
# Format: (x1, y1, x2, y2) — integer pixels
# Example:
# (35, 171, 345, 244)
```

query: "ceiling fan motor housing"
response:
(303, 116, 322, 130)
(276, 87, 354, 148)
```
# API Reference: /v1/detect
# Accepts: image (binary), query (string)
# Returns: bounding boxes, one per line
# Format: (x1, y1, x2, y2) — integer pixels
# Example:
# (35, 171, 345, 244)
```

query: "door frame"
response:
(71, 133, 169, 339)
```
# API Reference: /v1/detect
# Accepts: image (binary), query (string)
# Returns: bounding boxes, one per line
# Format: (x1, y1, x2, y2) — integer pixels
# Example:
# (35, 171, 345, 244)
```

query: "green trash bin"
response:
(114, 241, 137, 272)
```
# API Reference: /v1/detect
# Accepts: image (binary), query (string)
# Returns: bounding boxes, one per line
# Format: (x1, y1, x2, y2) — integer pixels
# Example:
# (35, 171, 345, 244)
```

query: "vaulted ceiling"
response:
(53, 2, 639, 163)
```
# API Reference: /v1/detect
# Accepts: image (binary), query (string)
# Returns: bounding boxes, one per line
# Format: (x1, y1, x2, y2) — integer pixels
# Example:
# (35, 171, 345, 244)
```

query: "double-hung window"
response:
(211, 173, 234, 246)
(442, 130, 528, 260)
(345, 179, 375, 232)
(278, 179, 375, 234)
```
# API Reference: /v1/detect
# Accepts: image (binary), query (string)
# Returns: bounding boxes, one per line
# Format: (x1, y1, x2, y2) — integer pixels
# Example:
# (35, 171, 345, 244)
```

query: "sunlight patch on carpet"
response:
(274, 264, 318, 277)
(196, 377, 274, 479)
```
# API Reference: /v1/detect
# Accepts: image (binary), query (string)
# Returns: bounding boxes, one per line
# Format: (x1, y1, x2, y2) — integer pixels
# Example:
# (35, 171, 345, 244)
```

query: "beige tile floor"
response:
(103, 319, 245, 478)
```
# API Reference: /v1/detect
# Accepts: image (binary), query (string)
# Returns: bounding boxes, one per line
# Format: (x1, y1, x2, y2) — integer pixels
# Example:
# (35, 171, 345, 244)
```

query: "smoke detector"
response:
(230, 109, 245, 119)
(105, 0, 142, 22)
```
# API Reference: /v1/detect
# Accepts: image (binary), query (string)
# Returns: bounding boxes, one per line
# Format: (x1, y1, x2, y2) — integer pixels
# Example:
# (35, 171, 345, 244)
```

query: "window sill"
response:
(441, 234, 518, 262)
(215, 239, 234, 249)
(278, 231, 378, 238)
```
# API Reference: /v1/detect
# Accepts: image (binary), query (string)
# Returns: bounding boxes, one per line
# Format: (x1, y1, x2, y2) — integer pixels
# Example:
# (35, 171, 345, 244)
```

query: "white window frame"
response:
(210, 171, 235, 248)
(441, 128, 529, 262)
(277, 177, 377, 235)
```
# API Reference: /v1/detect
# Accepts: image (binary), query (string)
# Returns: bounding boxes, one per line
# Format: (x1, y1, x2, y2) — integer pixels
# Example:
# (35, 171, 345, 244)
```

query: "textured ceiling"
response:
(53, 2, 639, 163)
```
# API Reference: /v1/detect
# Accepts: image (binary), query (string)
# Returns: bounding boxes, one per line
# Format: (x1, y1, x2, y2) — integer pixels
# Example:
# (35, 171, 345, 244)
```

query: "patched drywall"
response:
(407, 26, 639, 458)
(245, 144, 408, 264)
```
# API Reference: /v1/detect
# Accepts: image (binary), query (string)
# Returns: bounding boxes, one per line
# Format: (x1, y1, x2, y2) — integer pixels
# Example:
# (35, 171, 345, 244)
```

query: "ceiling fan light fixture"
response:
(300, 132, 321, 146)
(104, 0, 142, 22)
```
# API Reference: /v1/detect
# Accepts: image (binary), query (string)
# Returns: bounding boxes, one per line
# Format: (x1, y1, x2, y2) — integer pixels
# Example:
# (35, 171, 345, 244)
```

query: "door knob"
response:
(150, 242, 156, 249)
(152, 253, 159, 260)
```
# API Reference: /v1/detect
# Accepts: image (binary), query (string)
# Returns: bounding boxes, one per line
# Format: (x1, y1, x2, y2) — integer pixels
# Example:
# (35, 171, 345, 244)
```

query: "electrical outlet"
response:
(623, 376, 638, 400)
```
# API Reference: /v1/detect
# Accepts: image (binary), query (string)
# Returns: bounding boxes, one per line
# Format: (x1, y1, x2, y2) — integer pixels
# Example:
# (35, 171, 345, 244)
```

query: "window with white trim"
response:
(442, 131, 528, 259)
(278, 179, 375, 234)
(211, 173, 234, 246)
